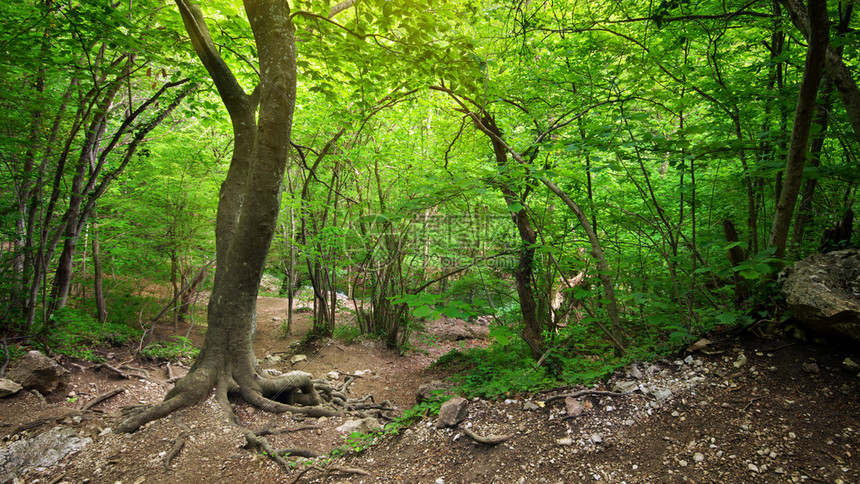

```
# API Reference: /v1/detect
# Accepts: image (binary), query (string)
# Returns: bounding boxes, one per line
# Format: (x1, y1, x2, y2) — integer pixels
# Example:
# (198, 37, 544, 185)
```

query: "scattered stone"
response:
(416, 380, 453, 403)
(842, 357, 860, 372)
(436, 397, 468, 428)
(748, 463, 760, 473)
(590, 433, 603, 444)
(326, 371, 340, 380)
(354, 369, 373, 377)
(801, 362, 820, 374)
(6, 351, 69, 394)
(565, 397, 583, 417)
(263, 355, 282, 364)
(0, 426, 92, 482)
(693, 452, 705, 463)
(335, 418, 382, 434)
(649, 387, 673, 401)
(733, 352, 747, 368)
(626, 365, 644, 380)
(679, 459, 688, 467)
(0, 378, 23, 398)
(289, 354, 307, 365)
(556, 437, 574, 446)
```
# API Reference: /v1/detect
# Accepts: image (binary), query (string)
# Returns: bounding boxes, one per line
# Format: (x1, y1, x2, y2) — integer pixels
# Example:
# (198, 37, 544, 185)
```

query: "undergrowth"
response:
(42, 307, 142, 362)
(140, 335, 199, 362)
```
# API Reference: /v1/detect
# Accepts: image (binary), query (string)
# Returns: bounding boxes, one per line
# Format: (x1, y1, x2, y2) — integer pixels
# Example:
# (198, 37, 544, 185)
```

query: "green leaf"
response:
(412, 305, 434, 318)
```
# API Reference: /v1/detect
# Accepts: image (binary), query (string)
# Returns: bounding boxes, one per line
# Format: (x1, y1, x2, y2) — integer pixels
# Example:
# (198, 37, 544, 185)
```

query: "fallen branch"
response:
(460, 427, 513, 445)
(79, 388, 124, 411)
(93, 363, 130, 379)
(545, 389, 636, 404)
(287, 464, 370, 484)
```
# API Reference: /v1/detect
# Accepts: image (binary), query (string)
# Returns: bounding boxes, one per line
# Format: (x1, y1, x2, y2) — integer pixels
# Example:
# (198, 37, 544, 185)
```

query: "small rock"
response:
(354, 369, 373, 377)
(289, 354, 307, 365)
(623, 419, 635, 426)
(590, 433, 603, 444)
(565, 397, 583, 417)
(0, 378, 23, 398)
(748, 463, 760, 473)
(325, 371, 339, 380)
(612, 381, 638, 393)
(264, 354, 282, 363)
(649, 387, 673, 401)
(842, 358, 860, 372)
(693, 452, 705, 463)
(733, 352, 747, 368)
(435, 478, 445, 484)
(556, 437, 574, 446)
(335, 418, 382, 434)
(626, 366, 644, 380)
(679, 459, 688, 467)
(801, 362, 820, 374)
(436, 397, 469, 428)
(523, 401, 540, 411)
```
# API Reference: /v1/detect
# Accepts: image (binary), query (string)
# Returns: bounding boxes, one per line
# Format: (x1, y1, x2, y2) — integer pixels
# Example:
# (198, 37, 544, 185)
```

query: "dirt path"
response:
(1, 297, 859, 483)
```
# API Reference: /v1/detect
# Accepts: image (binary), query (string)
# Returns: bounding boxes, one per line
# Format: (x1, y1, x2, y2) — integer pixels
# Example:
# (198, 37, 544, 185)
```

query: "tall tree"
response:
(769, 0, 829, 259)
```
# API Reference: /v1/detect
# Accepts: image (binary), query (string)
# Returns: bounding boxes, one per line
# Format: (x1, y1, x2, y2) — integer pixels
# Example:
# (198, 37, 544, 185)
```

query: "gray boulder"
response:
(779, 249, 860, 344)
(0, 426, 92, 482)
(416, 380, 453, 403)
(6, 350, 70, 394)
(436, 397, 468, 428)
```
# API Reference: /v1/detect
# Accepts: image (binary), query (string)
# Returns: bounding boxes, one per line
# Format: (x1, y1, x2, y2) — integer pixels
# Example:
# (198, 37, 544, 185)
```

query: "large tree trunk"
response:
(118, 0, 336, 434)
(769, 0, 829, 260)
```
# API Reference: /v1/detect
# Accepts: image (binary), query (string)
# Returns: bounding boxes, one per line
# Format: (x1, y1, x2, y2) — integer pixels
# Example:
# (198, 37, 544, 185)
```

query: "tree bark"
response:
(769, 0, 829, 260)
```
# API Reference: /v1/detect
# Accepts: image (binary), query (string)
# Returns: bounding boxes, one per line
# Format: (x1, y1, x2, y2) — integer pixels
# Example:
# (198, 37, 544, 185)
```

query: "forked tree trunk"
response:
(117, 0, 336, 434)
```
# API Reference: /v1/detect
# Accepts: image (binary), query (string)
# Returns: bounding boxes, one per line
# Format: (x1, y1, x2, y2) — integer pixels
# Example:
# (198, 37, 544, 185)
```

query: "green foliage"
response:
(332, 322, 364, 344)
(140, 336, 199, 362)
(42, 308, 141, 362)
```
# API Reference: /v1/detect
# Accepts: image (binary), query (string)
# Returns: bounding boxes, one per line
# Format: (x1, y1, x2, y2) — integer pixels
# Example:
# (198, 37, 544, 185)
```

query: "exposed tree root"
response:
(275, 447, 318, 458)
(253, 424, 321, 436)
(163, 437, 186, 469)
(287, 464, 371, 484)
(244, 430, 291, 472)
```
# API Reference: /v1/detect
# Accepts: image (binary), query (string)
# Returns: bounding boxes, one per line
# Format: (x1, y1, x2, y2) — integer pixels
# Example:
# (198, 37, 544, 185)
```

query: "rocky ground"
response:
(1, 296, 859, 483)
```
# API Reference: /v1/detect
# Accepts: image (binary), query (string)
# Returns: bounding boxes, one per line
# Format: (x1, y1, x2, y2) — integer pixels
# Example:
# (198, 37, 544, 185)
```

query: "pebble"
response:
(748, 463, 760, 472)
(693, 452, 705, 463)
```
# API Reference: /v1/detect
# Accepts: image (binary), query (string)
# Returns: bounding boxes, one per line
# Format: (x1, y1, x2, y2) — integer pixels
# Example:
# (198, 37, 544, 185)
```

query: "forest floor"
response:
(1, 296, 859, 483)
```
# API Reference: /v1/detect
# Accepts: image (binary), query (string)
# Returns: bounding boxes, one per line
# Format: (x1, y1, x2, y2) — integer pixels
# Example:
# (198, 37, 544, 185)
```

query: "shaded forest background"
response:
(1, 0, 858, 392)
